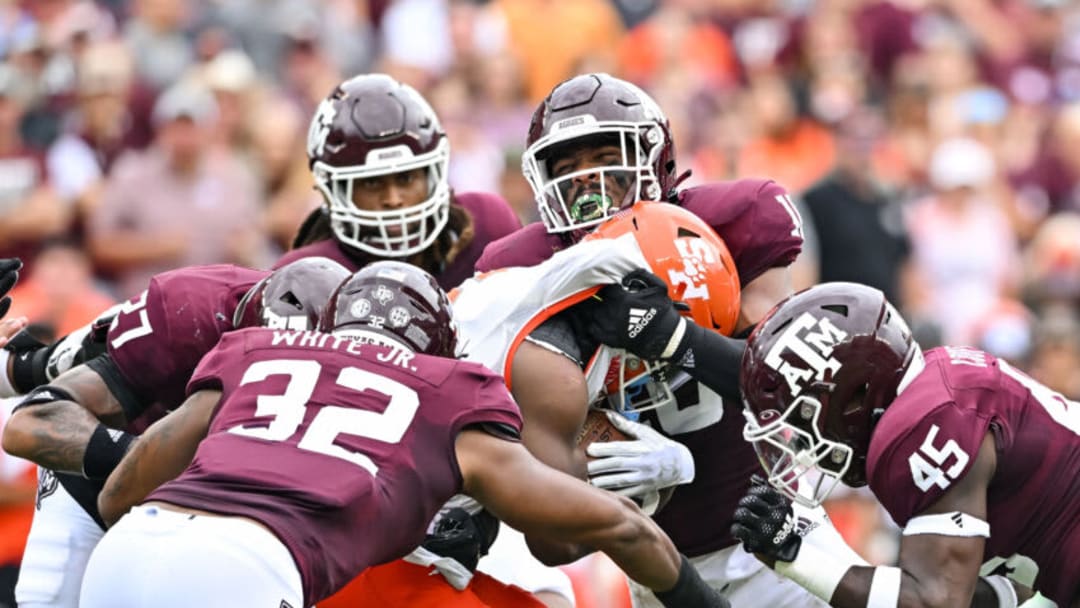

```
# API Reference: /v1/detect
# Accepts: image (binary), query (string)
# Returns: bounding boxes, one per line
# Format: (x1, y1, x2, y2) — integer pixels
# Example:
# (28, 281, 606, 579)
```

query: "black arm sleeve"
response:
(7, 331, 56, 393)
(85, 354, 147, 423)
(675, 323, 746, 403)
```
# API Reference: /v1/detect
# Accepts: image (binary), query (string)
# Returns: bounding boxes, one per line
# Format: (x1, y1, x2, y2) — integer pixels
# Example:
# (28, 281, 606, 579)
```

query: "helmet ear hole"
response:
(280, 291, 303, 310)
(237, 257, 350, 330)
(821, 304, 849, 316)
(842, 391, 866, 416)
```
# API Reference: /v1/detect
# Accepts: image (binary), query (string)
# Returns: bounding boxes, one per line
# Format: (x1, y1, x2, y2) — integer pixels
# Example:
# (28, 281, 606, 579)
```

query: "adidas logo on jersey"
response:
(951, 512, 964, 528)
(627, 307, 656, 338)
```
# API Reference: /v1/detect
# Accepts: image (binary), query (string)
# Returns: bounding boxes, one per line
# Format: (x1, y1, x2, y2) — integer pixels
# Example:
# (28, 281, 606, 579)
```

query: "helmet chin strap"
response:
(665, 169, 693, 202)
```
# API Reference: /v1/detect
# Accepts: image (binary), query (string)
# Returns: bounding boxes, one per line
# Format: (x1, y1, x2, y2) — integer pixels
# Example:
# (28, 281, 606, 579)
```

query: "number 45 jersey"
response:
(866, 346, 1080, 605)
(147, 328, 523, 608)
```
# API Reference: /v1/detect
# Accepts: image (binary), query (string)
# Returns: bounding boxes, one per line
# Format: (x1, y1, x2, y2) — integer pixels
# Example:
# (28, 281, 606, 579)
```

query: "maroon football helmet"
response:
(232, 257, 350, 331)
(522, 73, 677, 235)
(740, 282, 921, 507)
(319, 261, 457, 358)
(307, 74, 450, 258)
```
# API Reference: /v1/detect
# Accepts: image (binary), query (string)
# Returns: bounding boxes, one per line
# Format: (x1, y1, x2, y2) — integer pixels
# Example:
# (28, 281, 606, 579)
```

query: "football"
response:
(576, 409, 675, 515)
(576, 408, 630, 452)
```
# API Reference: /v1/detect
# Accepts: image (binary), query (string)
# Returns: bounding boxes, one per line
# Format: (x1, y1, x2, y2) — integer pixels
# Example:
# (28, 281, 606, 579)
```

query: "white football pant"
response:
(79, 504, 303, 608)
(15, 471, 103, 608)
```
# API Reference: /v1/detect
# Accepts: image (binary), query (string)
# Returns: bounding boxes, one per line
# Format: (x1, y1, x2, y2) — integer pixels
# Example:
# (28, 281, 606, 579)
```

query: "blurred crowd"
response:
(0, 0, 1079, 605)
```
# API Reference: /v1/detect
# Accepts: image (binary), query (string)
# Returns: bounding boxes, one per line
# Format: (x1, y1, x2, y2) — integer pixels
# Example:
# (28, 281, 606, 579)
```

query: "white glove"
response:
(586, 411, 694, 499)
(46, 303, 122, 381)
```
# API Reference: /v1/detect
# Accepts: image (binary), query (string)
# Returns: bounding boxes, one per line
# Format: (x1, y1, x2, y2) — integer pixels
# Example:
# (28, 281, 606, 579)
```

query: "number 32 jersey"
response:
(866, 346, 1080, 605)
(147, 328, 523, 607)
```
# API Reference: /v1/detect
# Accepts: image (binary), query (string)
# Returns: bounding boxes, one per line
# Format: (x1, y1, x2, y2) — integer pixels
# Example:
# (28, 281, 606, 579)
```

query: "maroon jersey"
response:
(149, 328, 523, 606)
(474, 179, 803, 556)
(867, 347, 1080, 604)
(636, 379, 761, 556)
(107, 264, 266, 418)
(275, 192, 521, 290)
(476, 179, 803, 287)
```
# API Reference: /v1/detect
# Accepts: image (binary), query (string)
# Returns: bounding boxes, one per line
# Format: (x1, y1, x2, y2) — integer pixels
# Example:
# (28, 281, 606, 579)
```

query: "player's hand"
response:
(586, 411, 694, 497)
(731, 477, 802, 564)
(582, 269, 690, 361)
(0, 258, 21, 319)
(0, 315, 28, 348)
(421, 507, 499, 573)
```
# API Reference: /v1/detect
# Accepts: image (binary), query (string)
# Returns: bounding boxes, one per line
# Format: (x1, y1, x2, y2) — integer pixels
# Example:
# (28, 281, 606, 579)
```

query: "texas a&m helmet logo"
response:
(668, 237, 716, 300)
(306, 98, 338, 158)
(764, 312, 849, 397)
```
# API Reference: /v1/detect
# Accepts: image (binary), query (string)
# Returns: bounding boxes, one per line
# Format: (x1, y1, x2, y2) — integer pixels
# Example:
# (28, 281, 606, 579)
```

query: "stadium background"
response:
(0, 0, 1078, 605)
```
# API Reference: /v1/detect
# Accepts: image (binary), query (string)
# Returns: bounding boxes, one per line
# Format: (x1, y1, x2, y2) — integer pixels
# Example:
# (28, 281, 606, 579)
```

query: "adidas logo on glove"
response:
(627, 307, 656, 338)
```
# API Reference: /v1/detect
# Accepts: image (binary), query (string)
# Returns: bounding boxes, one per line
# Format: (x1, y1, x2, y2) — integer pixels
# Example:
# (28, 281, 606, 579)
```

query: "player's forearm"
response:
(524, 534, 592, 566)
(99, 392, 215, 526)
(592, 497, 682, 591)
(2, 400, 99, 473)
(676, 323, 744, 402)
(520, 425, 590, 480)
(813, 564, 980, 608)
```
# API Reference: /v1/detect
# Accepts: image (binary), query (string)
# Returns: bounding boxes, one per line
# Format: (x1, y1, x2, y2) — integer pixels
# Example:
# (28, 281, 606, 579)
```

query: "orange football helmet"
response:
(585, 201, 741, 414)
(585, 200, 741, 336)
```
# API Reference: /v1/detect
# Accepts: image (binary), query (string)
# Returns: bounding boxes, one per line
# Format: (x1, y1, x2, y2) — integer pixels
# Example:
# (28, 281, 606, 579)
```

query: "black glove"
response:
(0, 258, 22, 318)
(581, 269, 690, 361)
(421, 508, 500, 572)
(731, 477, 801, 563)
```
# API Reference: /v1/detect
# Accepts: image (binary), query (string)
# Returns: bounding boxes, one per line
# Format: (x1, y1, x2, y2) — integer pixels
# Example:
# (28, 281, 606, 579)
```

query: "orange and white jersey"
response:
(451, 233, 649, 385)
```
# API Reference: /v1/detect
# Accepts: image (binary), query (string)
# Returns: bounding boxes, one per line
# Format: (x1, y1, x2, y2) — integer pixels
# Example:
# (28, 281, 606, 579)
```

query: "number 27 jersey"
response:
(866, 346, 1080, 604)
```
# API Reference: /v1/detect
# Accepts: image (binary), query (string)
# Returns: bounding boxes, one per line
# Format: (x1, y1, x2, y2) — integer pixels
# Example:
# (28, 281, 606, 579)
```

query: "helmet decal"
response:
(740, 282, 920, 507)
(763, 312, 849, 398)
(307, 98, 338, 159)
(320, 261, 457, 358)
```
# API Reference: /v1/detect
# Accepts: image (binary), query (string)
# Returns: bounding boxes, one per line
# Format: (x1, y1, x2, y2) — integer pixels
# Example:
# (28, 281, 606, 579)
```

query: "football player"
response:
(275, 72, 573, 607)
(276, 73, 522, 291)
(468, 73, 838, 607)
(0, 256, 349, 608)
(80, 262, 731, 608)
(733, 282, 1079, 607)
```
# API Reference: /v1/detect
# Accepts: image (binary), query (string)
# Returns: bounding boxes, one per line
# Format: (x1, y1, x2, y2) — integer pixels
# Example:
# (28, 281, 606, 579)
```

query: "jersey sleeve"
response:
(866, 402, 993, 526)
(474, 224, 559, 273)
(106, 270, 236, 407)
(105, 280, 176, 403)
(464, 192, 523, 246)
(185, 332, 244, 395)
(679, 179, 803, 286)
(448, 363, 524, 437)
(455, 234, 648, 377)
